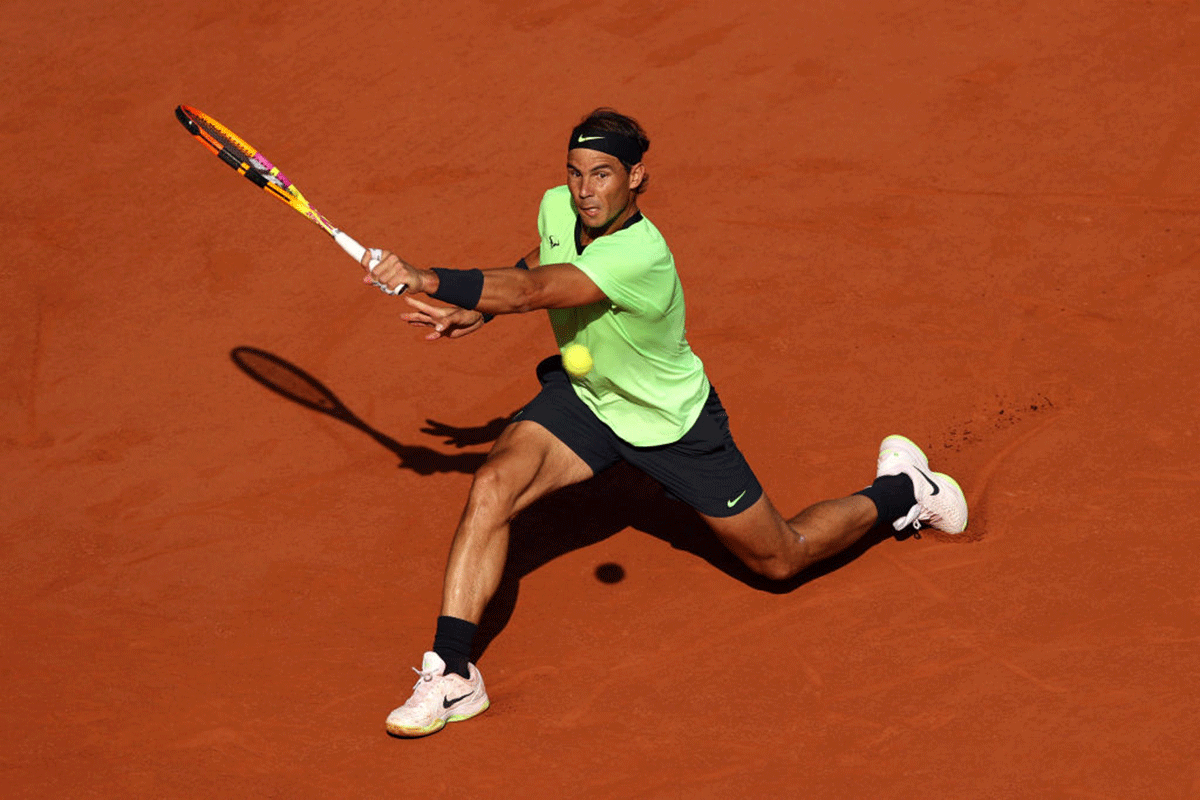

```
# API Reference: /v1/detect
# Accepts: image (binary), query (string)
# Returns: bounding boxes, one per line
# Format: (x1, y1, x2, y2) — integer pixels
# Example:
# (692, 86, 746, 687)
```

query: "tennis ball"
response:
(562, 343, 593, 377)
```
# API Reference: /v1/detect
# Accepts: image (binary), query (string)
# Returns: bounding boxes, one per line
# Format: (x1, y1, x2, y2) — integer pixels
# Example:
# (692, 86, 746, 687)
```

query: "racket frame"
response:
(175, 104, 394, 288)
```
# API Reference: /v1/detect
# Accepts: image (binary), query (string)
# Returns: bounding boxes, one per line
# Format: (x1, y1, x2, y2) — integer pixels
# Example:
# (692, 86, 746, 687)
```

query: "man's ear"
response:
(629, 162, 645, 189)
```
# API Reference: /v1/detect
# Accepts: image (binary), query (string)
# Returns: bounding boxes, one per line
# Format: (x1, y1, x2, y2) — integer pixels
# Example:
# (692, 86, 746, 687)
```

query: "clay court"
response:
(3, 1, 1198, 796)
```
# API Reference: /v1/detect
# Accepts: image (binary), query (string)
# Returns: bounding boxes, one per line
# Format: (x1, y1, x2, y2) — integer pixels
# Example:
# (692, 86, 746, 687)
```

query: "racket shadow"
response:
(229, 346, 491, 476)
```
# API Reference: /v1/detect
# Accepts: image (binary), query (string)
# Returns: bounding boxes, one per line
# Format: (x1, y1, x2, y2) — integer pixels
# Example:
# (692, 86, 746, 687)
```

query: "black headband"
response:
(568, 125, 645, 165)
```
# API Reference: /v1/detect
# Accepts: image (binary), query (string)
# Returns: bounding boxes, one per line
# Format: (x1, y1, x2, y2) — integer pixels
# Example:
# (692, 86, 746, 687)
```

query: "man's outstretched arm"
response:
(362, 244, 607, 317)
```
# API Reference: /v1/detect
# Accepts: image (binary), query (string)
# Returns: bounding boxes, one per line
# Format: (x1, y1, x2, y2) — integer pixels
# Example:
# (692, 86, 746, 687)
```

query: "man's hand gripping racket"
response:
(174, 104, 405, 295)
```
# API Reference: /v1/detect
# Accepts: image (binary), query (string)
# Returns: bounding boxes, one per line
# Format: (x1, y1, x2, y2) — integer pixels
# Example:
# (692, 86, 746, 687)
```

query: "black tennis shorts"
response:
(514, 356, 764, 518)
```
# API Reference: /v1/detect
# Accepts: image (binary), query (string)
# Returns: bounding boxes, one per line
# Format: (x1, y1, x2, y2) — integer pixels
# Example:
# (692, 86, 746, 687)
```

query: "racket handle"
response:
(334, 229, 368, 263)
(333, 230, 405, 295)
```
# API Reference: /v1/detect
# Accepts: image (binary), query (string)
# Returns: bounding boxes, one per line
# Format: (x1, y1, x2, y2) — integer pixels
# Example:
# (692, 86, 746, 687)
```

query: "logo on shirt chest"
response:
(548, 235, 561, 248)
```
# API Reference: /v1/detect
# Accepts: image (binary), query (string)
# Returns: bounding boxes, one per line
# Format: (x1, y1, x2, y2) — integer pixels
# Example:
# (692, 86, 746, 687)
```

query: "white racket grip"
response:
(334, 229, 368, 264)
(334, 230, 404, 295)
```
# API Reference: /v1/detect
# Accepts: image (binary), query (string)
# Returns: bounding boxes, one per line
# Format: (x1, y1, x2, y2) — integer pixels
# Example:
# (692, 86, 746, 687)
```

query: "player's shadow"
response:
(229, 346, 503, 476)
(227, 345, 897, 657)
(473, 462, 897, 661)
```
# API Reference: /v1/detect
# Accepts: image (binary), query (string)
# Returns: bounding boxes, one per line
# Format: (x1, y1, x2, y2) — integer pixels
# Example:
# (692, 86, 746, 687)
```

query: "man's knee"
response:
(716, 529, 807, 580)
(706, 498, 813, 580)
(465, 460, 521, 523)
(742, 552, 803, 582)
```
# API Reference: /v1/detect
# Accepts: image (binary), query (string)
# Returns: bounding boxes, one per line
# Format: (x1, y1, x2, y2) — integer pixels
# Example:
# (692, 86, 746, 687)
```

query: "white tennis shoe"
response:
(386, 651, 489, 738)
(875, 435, 968, 534)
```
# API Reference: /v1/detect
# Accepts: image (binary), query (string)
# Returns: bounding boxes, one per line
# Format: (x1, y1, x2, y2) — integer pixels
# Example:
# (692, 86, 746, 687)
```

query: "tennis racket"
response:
(175, 104, 402, 294)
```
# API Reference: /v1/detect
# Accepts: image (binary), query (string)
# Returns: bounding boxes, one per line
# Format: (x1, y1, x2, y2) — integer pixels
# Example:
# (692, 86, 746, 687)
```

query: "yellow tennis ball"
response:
(562, 343, 593, 377)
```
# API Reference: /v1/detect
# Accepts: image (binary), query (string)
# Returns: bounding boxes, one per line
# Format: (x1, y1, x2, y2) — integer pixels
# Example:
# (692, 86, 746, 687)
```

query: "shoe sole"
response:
(385, 698, 490, 738)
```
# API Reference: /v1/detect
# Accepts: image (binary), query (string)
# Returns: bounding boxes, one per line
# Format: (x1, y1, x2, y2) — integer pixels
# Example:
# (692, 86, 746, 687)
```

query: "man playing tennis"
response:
(364, 108, 968, 738)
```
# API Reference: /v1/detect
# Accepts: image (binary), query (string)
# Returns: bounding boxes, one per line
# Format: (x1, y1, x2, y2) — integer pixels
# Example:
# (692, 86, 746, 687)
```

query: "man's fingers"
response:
(360, 252, 410, 295)
(400, 316, 435, 328)
(361, 249, 393, 272)
(447, 322, 483, 338)
(403, 294, 441, 315)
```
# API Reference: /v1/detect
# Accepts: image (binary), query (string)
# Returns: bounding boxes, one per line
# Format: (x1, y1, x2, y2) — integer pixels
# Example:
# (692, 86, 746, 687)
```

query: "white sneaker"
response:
(876, 435, 968, 534)
(385, 652, 490, 738)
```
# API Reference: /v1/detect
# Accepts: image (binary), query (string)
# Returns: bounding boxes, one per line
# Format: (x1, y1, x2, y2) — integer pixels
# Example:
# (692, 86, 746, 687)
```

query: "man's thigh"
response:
(480, 420, 596, 516)
(698, 493, 793, 568)
(619, 386, 763, 518)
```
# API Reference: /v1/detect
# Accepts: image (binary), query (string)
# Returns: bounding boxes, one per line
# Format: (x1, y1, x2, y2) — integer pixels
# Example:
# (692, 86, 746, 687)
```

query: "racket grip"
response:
(334, 229, 369, 264)
(333, 230, 405, 295)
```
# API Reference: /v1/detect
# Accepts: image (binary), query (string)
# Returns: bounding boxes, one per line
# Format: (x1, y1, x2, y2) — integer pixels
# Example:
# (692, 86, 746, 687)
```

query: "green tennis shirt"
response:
(537, 185, 709, 447)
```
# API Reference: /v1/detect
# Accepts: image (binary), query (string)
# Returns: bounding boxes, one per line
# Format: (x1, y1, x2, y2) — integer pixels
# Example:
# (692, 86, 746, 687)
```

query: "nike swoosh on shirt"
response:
(727, 490, 748, 508)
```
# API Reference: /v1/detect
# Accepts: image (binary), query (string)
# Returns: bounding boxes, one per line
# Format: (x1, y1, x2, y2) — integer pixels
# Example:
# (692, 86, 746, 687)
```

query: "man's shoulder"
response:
(591, 212, 670, 260)
(540, 184, 572, 208)
(538, 185, 574, 232)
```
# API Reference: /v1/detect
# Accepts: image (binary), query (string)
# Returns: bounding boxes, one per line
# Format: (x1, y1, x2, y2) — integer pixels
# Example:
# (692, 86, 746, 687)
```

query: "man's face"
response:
(567, 148, 644, 233)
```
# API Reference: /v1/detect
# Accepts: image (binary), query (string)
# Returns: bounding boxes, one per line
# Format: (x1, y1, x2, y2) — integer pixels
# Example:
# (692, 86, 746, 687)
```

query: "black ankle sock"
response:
(855, 473, 917, 527)
(433, 615, 477, 679)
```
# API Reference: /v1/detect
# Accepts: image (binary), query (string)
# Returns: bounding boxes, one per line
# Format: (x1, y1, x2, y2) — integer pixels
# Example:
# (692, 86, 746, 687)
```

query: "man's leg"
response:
(441, 419, 594, 625)
(702, 436, 968, 581)
(386, 420, 593, 738)
(700, 493, 878, 581)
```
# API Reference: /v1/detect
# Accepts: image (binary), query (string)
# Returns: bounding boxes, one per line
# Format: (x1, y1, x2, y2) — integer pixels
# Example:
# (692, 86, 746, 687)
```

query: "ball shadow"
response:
(473, 462, 896, 661)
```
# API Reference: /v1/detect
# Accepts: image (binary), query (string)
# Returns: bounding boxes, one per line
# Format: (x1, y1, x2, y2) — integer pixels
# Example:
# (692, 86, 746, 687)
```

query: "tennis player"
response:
(363, 109, 968, 738)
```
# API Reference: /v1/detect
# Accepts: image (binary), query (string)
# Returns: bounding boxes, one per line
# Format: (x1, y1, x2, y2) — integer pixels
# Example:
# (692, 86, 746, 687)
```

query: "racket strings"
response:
(185, 109, 294, 192)
(176, 105, 335, 234)
(191, 116, 253, 157)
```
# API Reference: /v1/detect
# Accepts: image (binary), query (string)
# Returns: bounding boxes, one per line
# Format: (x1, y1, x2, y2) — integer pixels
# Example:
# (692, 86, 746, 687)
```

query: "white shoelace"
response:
(409, 665, 438, 692)
(893, 503, 922, 531)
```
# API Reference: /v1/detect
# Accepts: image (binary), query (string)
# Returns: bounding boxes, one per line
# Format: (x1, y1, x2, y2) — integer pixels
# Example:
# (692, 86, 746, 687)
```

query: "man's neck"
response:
(578, 201, 639, 247)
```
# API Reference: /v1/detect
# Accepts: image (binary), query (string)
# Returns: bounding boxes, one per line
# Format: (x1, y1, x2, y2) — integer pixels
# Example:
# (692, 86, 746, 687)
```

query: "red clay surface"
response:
(3, 1, 1198, 797)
